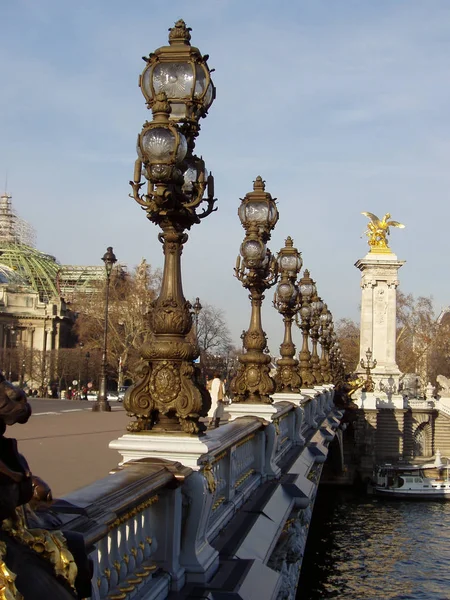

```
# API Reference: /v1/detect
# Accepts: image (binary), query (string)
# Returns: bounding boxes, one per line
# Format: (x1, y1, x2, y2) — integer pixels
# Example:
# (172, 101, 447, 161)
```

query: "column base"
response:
(92, 400, 111, 412)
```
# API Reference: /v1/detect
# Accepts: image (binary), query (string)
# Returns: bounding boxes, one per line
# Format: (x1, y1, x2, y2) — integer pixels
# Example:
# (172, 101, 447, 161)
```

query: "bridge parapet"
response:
(53, 389, 342, 599)
(49, 458, 191, 599)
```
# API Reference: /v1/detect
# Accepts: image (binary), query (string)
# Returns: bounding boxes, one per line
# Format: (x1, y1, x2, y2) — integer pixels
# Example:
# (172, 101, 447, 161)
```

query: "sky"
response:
(1, 0, 450, 352)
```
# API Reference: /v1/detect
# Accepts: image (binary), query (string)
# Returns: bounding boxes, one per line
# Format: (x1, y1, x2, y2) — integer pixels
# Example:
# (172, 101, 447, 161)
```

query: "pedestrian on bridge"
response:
(207, 373, 225, 429)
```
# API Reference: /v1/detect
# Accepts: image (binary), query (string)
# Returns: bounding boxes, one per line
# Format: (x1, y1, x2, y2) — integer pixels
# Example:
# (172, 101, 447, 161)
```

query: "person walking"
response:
(207, 372, 225, 428)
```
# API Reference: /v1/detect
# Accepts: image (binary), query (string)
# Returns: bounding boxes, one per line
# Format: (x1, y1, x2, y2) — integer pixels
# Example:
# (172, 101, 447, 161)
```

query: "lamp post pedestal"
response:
(92, 354, 111, 412)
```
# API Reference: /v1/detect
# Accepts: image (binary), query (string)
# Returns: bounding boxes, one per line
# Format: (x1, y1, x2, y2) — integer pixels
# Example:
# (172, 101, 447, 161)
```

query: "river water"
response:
(297, 487, 450, 599)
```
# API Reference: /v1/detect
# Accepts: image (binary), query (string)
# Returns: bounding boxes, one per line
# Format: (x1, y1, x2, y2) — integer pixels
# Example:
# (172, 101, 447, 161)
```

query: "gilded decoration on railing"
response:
(235, 433, 256, 448)
(201, 462, 217, 494)
(212, 497, 226, 512)
(0, 541, 22, 600)
(1, 509, 77, 593)
(231, 177, 279, 403)
(234, 468, 255, 489)
(107, 495, 159, 531)
(125, 21, 217, 434)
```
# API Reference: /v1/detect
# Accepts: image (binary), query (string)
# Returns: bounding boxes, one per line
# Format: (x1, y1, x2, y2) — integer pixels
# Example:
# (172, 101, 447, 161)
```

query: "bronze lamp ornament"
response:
(309, 292, 324, 384)
(361, 347, 377, 392)
(231, 177, 279, 403)
(125, 20, 216, 434)
(273, 237, 303, 393)
(319, 304, 333, 383)
(295, 269, 316, 387)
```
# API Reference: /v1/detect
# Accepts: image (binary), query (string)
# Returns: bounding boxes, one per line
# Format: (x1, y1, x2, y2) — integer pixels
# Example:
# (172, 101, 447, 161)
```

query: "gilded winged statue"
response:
(362, 212, 405, 251)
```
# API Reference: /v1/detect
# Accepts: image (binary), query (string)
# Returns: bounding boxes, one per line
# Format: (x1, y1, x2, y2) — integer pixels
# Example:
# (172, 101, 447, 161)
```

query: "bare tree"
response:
(334, 318, 360, 373)
(196, 303, 232, 355)
(396, 291, 437, 379)
(73, 260, 161, 385)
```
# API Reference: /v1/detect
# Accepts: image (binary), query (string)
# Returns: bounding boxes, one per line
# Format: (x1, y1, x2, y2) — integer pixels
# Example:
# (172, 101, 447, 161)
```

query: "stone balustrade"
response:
(50, 388, 342, 600)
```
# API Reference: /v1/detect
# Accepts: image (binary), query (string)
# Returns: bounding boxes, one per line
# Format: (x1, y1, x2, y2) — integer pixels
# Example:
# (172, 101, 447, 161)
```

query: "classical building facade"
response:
(0, 192, 104, 387)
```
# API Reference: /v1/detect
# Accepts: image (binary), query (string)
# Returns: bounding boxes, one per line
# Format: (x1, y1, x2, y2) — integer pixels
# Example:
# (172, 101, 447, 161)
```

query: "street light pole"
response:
(8, 327, 15, 381)
(125, 20, 217, 434)
(85, 351, 90, 397)
(92, 247, 117, 412)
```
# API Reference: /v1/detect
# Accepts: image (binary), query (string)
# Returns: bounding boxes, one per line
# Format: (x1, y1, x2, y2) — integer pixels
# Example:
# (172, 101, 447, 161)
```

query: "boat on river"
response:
(373, 450, 450, 500)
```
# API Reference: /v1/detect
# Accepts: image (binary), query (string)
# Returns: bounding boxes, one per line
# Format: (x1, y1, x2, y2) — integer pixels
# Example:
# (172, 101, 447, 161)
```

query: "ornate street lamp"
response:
(295, 269, 316, 387)
(309, 292, 324, 384)
(273, 237, 303, 393)
(319, 305, 333, 383)
(85, 351, 91, 388)
(92, 246, 117, 412)
(361, 347, 377, 392)
(126, 21, 217, 434)
(192, 297, 202, 341)
(230, 176, 279, 403)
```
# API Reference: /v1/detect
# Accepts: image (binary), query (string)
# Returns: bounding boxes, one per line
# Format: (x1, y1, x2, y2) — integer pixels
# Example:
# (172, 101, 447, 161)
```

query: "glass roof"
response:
(0, 242, 60, 301)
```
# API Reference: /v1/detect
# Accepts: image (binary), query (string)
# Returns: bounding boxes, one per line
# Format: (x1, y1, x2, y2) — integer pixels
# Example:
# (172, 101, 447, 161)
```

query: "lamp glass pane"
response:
(245, 201, 269, 223)
(153, 62, 194, 99)
(169, 102, 187, 120)
(141, 66, 153, 99)
(242, 240, 264, 260)
(280, 255, 299, 271)
(301, 305, 311, 319)
(278, 282, 293, 301)
(194, 64, 208, 98)
(142, 128, 176, 162)
(204, 82, 214, 109)
(300, 283, 313, 297)
(175, 133, 188, 164)
(183, 166, 197, 193)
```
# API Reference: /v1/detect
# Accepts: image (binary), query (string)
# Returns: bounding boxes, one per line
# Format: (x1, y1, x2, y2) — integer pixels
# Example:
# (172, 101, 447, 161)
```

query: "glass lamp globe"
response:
(140, 20, 215, 123)
(300, 305, 311, 320)
(141, 127, 187, 165)
(241, 239, 265, 266)
(311, 296, 324, 315)
(277, 282, 295, 302)
(300, 282, 313, 299)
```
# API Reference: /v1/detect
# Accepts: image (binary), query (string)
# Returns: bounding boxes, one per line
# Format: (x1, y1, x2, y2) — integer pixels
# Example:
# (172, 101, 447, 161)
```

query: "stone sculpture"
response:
(436, 375, 450, 397)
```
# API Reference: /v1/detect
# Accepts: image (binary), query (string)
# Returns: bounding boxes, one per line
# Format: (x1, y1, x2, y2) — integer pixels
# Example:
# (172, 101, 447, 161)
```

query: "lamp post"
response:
(20, 358, 25, 388)
(78, 342, 83, 396)
(85, 351, 90, 389)
(92, 247, 117, 412)
(295, 269, 316, 387)
(192, 297, 202, 343)
(273, 237, 303, 393)
(319, 305, 333, 383)
(125, 20, 217, 434)
(310, 292, 324, 384)
(230, 176, 279, 403)
(361, 347, 377, 392)
(7, 326, 15, 381)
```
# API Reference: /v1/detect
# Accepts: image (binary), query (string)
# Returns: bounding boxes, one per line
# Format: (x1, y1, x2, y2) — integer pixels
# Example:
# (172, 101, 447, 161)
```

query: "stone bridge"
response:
(48, 387, 343, 600)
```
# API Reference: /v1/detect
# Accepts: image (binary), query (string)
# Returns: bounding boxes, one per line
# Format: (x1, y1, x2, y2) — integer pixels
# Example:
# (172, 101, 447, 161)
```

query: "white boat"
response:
(373, 450, 450, 500)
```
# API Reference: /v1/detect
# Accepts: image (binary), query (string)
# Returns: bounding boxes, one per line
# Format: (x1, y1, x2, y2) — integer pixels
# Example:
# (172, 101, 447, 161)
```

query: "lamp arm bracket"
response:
(181, 182, 208, 209)
(197, 197, 218, 220)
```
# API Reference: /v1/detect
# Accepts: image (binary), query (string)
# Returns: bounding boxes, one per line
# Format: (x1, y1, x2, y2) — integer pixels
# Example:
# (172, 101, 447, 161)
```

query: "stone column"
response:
(355, 251, 405, 391)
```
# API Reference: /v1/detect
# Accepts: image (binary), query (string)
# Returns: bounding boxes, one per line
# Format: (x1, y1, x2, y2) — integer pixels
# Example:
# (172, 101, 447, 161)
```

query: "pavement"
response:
(8, 400, 129, 498)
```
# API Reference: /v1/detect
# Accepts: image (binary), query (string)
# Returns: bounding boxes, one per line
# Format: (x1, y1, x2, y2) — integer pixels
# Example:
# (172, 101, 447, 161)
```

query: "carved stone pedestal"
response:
(226, 402, 278, 422)
(110, 432, 222, 470)
(355, 250, 405, 392)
